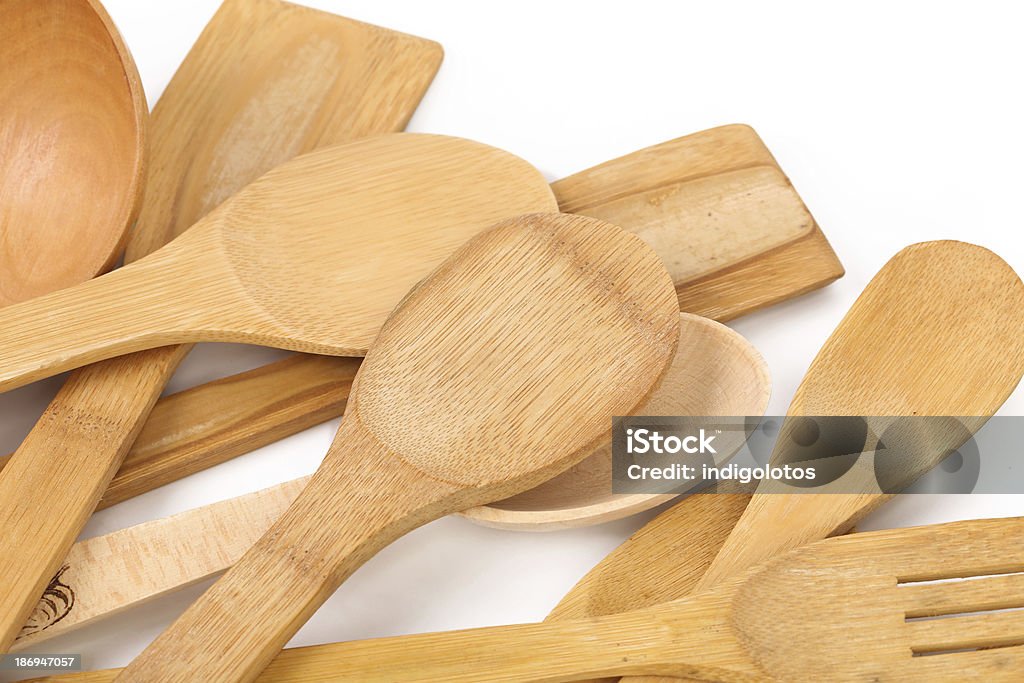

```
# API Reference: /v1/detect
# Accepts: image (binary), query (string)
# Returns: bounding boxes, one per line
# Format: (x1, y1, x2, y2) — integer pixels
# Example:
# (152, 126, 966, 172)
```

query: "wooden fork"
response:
(29, 516, 1024, 682)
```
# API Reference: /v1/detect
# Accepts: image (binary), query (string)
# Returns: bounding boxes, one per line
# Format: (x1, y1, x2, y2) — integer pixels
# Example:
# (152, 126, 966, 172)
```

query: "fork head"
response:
(728, 516, 1024, 681)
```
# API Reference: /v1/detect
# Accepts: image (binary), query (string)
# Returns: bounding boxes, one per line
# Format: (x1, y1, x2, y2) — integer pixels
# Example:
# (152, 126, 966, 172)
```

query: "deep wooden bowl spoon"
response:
(0, 0, 146, 306)
(116, 212, 680, 682)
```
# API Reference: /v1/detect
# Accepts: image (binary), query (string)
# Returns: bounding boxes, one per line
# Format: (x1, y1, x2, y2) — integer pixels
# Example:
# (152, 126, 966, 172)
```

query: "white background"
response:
(2, 0, 1023, 676)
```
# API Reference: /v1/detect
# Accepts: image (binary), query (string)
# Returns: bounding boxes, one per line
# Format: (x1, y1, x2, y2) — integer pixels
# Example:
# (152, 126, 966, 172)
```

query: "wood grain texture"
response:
(0, 0, 146, 306)
(0, 5, 440, 654)
(552, 124, 843, 321)
(461, 315, 770, 529)
(622, 241, 1024, 683)
(0, 132, 552, 652)
(36, 518, 1024, 682)
(116, 213, 681, 682)
(9, 314, 759, 647)
(124, 0, 442, 261)
(4, 125, 838, 517)
(0, 134, 556, 391)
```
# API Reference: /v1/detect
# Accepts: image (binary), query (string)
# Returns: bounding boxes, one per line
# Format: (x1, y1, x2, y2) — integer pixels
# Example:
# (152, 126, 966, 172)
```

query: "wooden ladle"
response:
(0, 133, 556, 393)
(115, 212, 681, 682)
(462, 314, 771, 529)
(0, 0, 146, 306)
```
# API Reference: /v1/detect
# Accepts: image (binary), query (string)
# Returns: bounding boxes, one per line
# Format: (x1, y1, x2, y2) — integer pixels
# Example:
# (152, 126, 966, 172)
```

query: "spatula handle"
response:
(114, 425, 461, 683)
(0, 345, 189, 653)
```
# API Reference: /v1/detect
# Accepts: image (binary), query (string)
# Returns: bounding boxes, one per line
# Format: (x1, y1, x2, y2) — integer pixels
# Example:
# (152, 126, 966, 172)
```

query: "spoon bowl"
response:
(0, 0, 146, 306)
(461, 313, 771, 530)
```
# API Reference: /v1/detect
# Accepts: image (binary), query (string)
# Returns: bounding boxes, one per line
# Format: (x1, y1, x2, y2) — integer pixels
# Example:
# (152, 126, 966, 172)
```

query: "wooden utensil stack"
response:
(1, 1, 1020, 682)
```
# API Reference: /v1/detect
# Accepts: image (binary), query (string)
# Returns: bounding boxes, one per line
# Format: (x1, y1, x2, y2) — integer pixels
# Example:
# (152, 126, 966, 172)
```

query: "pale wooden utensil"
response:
(0, 134, 554, 389)
(115, 212, 680, 682)
(0, 0, 146, 306)
(10, 313, 765, 647)
(618, 240, 1024, 683)
(37, 517, 1024, 682)
(0, 134, 552, 652)
(0, 124, 841, 512)
(0, 1, 440, 654)
(462, 315, 770, 529)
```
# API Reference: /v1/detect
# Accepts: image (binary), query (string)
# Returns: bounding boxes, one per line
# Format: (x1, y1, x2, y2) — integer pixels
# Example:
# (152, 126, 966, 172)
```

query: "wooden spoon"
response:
(617, 240, 1024, 683)
(39, 517, 1024, 682)
(0, 124, 840, 512)
(0, 133, 553, 652)
(0, 0, 146, 306)
(461, 315, 770, 529)
(116, 212, 681, 682)
(9, 313, 766, 648)
(0, 0, 442, 655)
(0, 134, 555, 391)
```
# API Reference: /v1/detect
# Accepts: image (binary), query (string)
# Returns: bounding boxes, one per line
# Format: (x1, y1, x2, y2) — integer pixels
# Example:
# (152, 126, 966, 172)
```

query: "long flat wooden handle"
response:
(115, 429, 460, 682)
(13, 476, 310, 650)
(25, 598, 752, 683)
(0, 346, 190, 651)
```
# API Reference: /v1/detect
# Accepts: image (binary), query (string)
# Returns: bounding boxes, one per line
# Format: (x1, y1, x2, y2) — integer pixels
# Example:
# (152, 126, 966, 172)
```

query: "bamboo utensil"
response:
(462, 315, 770, 529)
(116, 212, 681, 682)
(0, 1, 441, 654)
(0, 125, 841, 513)
(37, 517, 1024, 682)
(0, 133, 554, 389)
(616, 240, 1024, 683)
(0, 0, 146, 306)
(0, 133, 553, 653)
(11, 313, 767, 648)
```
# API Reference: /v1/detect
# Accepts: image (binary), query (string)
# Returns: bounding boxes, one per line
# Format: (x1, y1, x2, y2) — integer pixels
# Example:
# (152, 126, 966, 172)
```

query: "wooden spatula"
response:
(36, 517, 1024, 682)
(10, 313, 767, 649)
(0, 124, 841, 512)
(115, 212, 680, 682)
(0, 1, 441, 654)
(613, 240, 1024, 683)
(0, 133, 553, 652)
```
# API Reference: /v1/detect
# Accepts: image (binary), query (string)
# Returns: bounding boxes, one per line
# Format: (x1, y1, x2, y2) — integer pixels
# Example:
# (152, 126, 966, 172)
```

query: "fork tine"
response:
(900, 572, 1024, 618)
(907, 610, 1024, 654)
(912, 643, 1024, 681)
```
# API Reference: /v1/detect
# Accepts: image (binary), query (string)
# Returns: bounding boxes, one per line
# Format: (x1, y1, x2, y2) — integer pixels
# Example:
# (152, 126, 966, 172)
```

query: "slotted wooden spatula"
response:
(0, 0, 442, 653)
(36, 517, 1024, 681)
(115, 213, 681, 682)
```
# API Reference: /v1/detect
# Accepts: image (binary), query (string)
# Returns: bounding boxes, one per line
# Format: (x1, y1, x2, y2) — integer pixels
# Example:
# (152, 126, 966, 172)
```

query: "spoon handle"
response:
(0, 257, 214, 393)
(114, 424, 461, 683)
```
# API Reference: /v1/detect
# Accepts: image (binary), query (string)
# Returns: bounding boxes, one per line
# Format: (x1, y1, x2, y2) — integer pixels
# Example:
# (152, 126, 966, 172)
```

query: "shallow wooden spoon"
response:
(0, 133, 554, 393)
(0, 0, 146, 306)
(116, 212, 680, 682)
(41, 517, 1024, 681)
(9, 313, 767, 647)
(462, 314, 771, 529)
(619, 240, 1024, 683)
